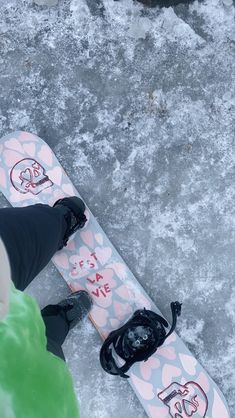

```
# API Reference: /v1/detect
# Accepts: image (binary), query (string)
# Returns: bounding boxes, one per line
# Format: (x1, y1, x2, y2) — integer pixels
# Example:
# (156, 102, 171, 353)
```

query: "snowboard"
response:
(0, 131, 230, 418)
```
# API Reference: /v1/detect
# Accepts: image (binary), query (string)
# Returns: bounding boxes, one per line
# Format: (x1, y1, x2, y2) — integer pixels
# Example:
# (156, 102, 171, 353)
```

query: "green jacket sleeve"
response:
(0, 286, 80, 418)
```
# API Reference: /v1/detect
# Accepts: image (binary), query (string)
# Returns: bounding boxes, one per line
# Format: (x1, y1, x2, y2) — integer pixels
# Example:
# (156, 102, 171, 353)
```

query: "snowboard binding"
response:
(100, 302, 182, 378)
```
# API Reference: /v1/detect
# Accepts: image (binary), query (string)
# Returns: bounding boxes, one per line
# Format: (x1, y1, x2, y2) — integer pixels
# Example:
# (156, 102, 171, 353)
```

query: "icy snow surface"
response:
(0, 0, 235, 417)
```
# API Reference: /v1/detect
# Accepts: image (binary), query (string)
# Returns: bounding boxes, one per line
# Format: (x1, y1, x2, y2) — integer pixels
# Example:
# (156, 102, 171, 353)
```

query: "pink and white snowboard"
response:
(0, 131, 230, 418)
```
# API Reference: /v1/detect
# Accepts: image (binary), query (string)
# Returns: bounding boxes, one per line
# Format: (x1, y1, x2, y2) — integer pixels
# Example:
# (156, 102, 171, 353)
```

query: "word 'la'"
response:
(87, 273, 111, 298)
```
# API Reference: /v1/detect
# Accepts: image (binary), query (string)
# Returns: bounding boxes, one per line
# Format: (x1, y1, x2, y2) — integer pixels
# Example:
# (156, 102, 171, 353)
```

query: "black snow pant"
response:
(0, 204, 70, 361)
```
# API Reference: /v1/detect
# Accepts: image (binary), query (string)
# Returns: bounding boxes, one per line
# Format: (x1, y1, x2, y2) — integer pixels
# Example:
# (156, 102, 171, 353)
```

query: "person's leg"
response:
(0, 204, 67, 291)
(41, 291, 93, 361)
(41, 305, 69, 361)
(0, 199, 89, 360)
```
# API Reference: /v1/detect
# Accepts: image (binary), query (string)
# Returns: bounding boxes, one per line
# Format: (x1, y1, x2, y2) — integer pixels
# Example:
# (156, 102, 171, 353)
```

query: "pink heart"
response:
(3, 150, 24, 167)
(114, 301, 133, 321)
(53, 253, 69, 270)
(110, 318, 120, 328)
(5, 138, 24, 154)
(75, 246, 92, 259)
(140, 356, 160, 380)
(91, 268, 116, 287)
(62, 183, 76, 196)
(51, 190, 66, 204)
(80, 230, 94, 248)
(179, 353, 197, 376)
(91, 305, 109, 327)
(18, 131, 38, 142)
(23, 143, 36, 157)
(115, 285, 134, 301)
(212, 389, 229, 418)
(107, 262, 127, 279)
(87, 282, 113, 309)
(66, 240, 76, 251)
(69, 282, 84, 292)
(196, 372, 209, 393)
(9, 186, 35, 203)
(158, 346, 176, 361)
(69, 248, 99, 279)
(20, 168, 32, 182)
(162, 364, 182, 387)
(95, 246, 112, 265)
(38, 145, 53, 167)
(148, 405, 168, 418)
(86, 269, 116, 308)
(131, 373, 154, 400)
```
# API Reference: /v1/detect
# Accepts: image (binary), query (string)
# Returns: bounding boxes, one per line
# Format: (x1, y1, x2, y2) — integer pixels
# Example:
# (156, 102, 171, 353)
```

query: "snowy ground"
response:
(0, 0, 235, 417)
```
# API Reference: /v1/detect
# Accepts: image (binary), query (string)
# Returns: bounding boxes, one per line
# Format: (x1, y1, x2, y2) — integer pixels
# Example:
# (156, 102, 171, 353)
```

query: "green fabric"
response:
(0, 287, 80, 418)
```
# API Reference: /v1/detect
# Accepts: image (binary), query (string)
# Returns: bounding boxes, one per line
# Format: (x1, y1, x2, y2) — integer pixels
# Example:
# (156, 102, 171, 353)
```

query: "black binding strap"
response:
(100, 301, 182, 378)
(165, 301, 182, 339)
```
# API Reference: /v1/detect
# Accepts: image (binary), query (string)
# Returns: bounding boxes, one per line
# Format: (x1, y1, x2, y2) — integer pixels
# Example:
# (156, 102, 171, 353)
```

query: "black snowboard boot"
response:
(58, 290, 93, 330)
(53, 196, 87, 249)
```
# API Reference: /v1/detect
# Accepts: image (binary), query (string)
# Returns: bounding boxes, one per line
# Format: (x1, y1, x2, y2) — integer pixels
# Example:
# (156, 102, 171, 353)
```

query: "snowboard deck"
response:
(0, 131, 230, 418)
